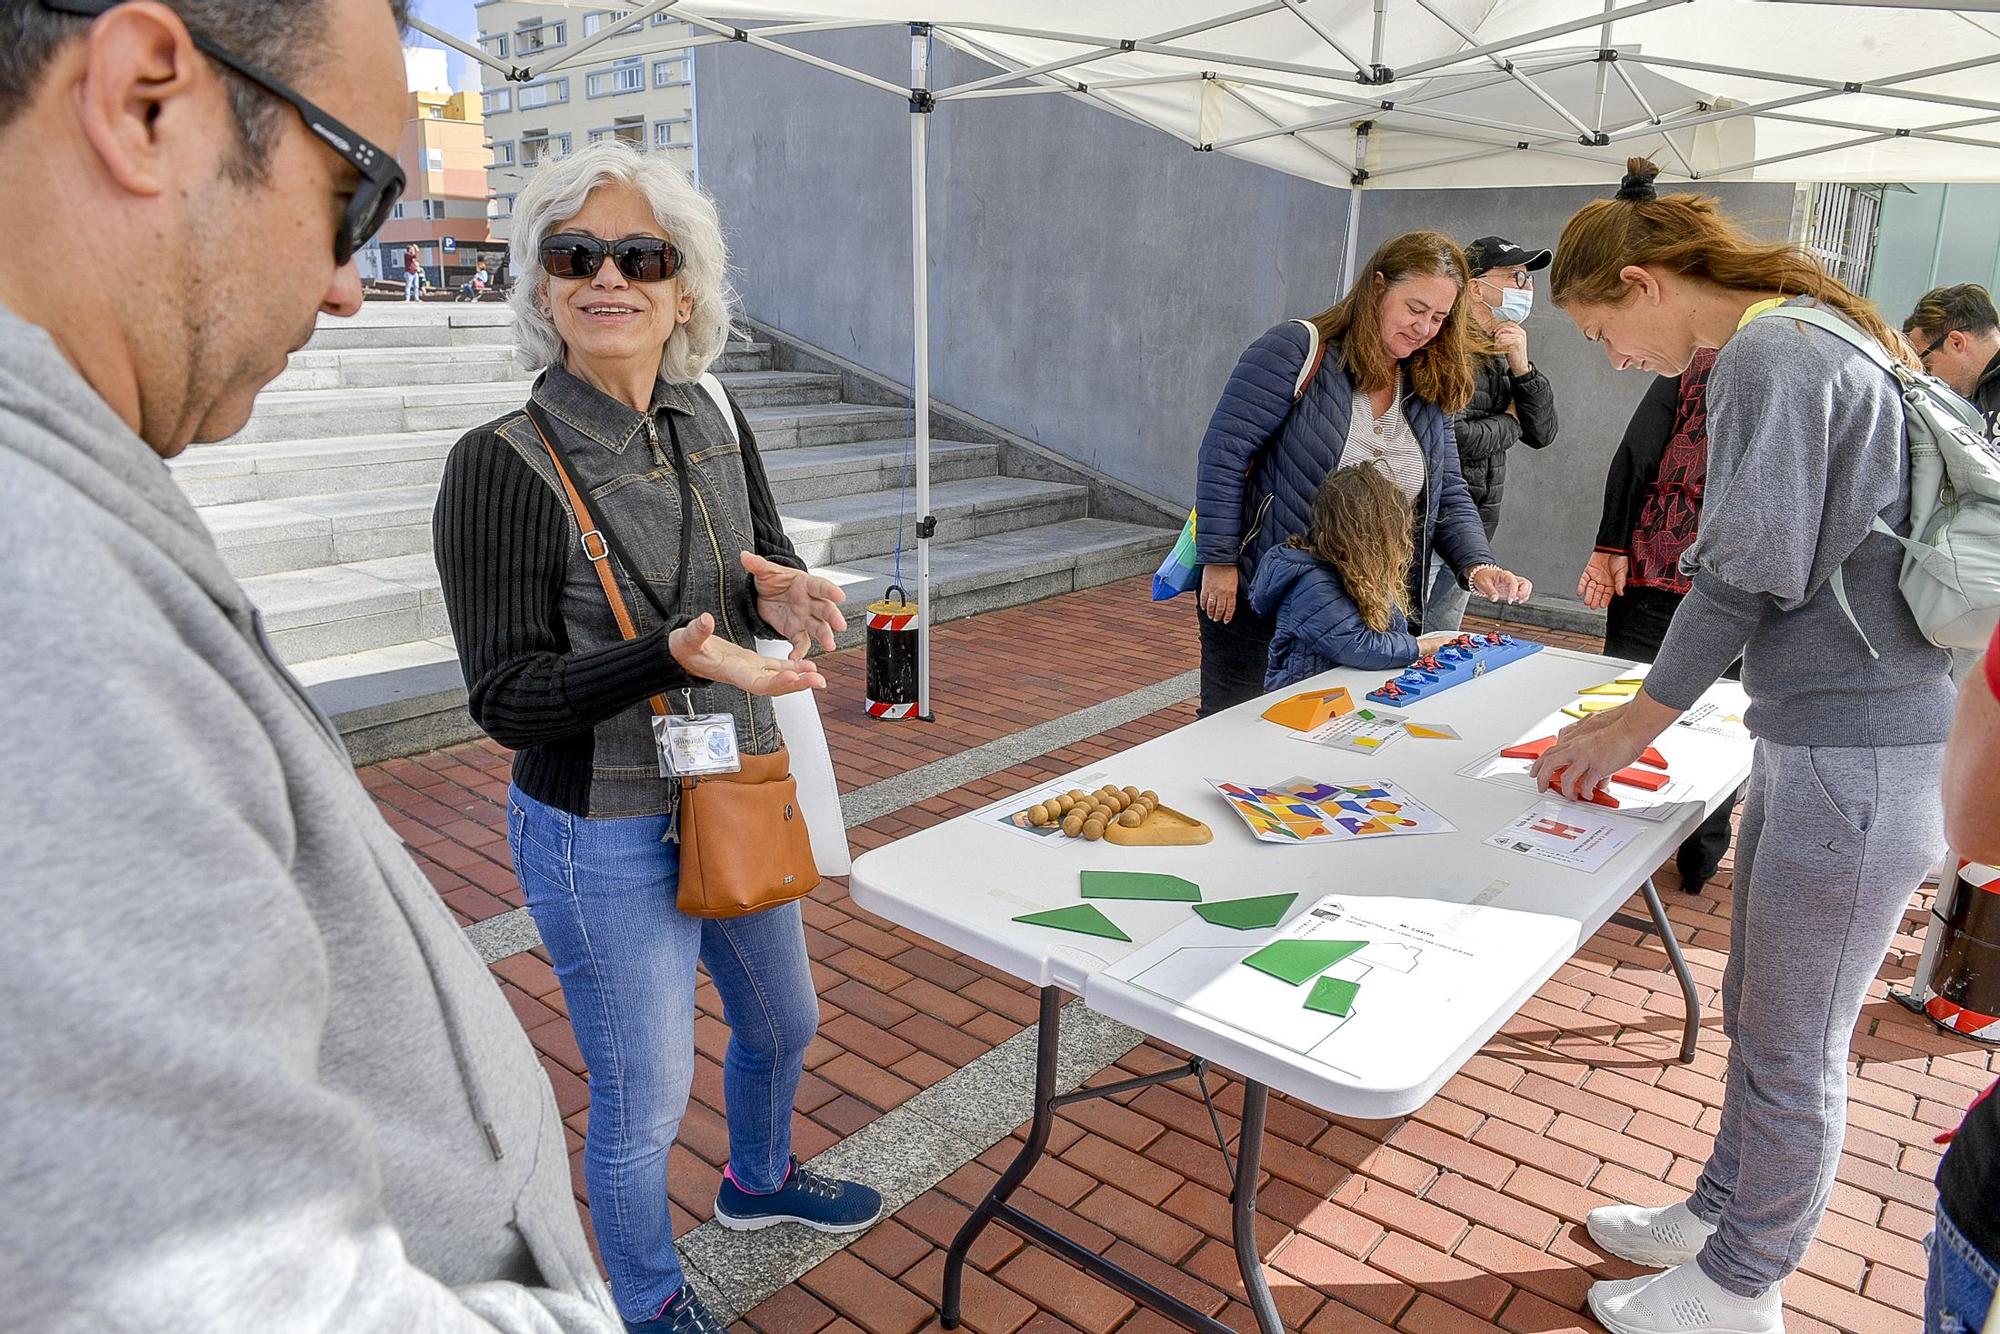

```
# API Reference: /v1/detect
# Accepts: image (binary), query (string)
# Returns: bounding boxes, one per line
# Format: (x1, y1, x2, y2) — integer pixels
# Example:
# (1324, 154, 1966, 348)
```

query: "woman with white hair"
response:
(432, 141, 879, 1334)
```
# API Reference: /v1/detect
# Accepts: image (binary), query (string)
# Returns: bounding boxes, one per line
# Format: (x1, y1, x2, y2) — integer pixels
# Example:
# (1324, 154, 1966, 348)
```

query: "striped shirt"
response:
(1345, 373, 1426, 503)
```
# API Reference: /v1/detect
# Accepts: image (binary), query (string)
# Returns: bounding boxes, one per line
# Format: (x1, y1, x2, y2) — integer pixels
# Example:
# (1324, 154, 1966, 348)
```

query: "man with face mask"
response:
(1424, 235, 1561, 631)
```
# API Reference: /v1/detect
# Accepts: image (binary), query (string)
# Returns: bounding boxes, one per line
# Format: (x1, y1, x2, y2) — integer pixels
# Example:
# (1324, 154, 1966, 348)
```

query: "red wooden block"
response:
(1611, 767, 1672, 791)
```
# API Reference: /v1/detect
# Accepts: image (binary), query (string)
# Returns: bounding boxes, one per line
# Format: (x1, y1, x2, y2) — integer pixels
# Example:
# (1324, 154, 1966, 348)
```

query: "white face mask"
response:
(1495, 286, 1534, 324)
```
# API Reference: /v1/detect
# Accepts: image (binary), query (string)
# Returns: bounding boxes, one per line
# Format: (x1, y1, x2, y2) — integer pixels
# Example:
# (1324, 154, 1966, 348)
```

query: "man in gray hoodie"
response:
(0, 3, 621, 1330)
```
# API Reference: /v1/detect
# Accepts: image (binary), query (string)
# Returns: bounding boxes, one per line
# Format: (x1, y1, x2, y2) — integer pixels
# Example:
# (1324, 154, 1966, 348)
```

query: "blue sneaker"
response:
(712, 1156, 883, 1233)
(623, 1285, 724, 1334)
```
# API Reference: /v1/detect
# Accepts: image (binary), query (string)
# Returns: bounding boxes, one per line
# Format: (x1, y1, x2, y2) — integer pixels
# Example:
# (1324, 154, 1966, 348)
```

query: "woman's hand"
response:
(1416, 632, 1460, 656)
(1470, 565, 1533, 605)
(669, 613, 827, 697)
(1200, 564, 1240, 624)
(740, 552, 847, 656)
(1578, 552, 1628, 611)
(1529, 691, 1679, 801)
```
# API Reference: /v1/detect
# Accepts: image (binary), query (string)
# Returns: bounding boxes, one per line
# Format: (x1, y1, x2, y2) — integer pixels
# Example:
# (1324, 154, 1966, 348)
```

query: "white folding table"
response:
(849, 646, 1753, 1333)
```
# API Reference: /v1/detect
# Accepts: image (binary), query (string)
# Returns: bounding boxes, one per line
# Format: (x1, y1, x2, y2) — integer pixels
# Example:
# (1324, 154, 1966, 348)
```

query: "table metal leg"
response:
(1233, 1080, 1282, 1334)
(1613, 876, 1701, 1063)
(939, 986, 1279, 1332)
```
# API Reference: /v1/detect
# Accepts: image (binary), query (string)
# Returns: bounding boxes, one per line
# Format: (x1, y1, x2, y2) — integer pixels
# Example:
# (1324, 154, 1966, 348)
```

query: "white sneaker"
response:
(1589, 1263, 1784, 1334)
(1588, 1200, 1718, 1268)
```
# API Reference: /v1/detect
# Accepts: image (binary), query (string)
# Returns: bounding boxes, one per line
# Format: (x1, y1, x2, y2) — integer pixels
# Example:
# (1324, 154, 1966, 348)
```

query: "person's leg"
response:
(1676, 795, 1741, 894)
(1424, 554, 1470, 634)
(1686, 745, 1768, 1229)
(696, 902, 818, 1192)
(1927, 1199, 2000, 1334)
(1695, 742, 1946, 1296)
(507, 787, 699, 1323)
(1197, 587, 1275, 718)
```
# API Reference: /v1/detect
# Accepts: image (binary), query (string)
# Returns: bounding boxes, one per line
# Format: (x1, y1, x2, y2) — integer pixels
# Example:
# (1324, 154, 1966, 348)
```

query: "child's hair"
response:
(1287, 464, 1414, 633)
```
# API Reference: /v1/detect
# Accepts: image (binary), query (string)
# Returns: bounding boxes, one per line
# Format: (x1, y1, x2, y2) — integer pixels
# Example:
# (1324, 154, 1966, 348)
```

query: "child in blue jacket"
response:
(1249, 464, 1456, 691)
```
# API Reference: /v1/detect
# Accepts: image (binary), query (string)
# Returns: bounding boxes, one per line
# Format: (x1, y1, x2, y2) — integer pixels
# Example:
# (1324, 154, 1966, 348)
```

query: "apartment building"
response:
(368, 48, 496, 287)
(474, 4, 700, 242)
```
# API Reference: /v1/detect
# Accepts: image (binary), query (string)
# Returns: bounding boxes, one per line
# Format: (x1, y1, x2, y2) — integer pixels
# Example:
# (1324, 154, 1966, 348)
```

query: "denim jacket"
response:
(494, 363, 790, 819)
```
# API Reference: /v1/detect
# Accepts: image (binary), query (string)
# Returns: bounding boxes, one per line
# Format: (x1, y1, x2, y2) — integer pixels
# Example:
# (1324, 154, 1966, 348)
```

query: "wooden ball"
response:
(1140, 790, 1159, 805)
(1118, 808, 1143, 828)
(1061, 812, 1085, 837)
(1028, 803, 1049, 826)
(1067, 788, 1088, 800)
(1122, 785, 1141, 800)
(1082, 818, 1106, 841)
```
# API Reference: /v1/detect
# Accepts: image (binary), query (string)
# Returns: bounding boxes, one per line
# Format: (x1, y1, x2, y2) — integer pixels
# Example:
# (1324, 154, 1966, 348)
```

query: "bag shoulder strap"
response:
(697, 371, 738, 442)
(522, 401, 685, 718)
(1289, 318, 1327, 403)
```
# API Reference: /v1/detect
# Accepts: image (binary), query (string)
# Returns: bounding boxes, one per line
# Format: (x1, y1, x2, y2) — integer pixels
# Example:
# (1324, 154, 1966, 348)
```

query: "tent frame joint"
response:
(1597, 48, 1620, 62)
(1357, 63, 1396, 86)
(916, 515, 938, 540)
(910, 88, 936, 112)
(1582, 130, 1611, 145)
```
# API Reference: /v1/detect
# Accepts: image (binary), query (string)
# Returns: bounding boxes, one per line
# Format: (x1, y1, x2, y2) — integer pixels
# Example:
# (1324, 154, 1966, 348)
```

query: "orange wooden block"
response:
(1261, 686, 1356, 731)
(1611, 766, 1672, 791)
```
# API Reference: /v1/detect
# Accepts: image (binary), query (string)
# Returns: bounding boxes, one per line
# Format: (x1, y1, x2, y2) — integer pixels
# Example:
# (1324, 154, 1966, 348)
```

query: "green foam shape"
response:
(1193, 893, 1299, 930)
(1012, 903, 1131, 942)
(1305, 976, 1361, 1016)
(1080, 871, 1202, 902)
(1241, 938, 1367, 986)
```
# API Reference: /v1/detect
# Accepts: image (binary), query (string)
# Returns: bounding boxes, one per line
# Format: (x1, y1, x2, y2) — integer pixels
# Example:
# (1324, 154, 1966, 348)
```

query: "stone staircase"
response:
(170, 304, 1174, 761)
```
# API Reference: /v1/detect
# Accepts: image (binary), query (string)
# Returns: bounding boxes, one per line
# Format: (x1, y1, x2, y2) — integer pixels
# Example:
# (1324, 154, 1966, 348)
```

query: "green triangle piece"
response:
(1080, 871, 1202, 902)
(1012, 903, 1131, 942)
(1305, 975, 1361, 1016)
(1242, 938, 1368, 985)
(1193, 893, 1299, 930)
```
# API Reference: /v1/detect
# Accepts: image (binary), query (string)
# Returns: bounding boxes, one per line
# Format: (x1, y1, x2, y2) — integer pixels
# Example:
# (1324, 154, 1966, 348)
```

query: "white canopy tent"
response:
(421, 0, 2000, 718)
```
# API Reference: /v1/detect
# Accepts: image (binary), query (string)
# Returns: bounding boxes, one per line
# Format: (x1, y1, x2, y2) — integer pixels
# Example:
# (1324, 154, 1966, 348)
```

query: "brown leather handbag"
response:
(525, 403, 819, 918)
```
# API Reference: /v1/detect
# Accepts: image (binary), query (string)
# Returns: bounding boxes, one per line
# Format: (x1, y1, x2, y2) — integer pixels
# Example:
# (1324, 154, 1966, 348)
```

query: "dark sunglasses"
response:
(40, 0, 405, 264)
(539, 234, 685, 283)
(1918, 331, 1949, 366)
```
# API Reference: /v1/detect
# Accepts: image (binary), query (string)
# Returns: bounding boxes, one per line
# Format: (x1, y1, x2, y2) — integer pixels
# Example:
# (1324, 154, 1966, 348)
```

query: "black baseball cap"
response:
(1464, 236, 1552, 275)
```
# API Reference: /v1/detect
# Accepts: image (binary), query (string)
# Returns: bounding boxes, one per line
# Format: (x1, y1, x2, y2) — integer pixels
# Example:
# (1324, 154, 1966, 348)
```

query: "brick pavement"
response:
(358, 576, 1994, 1333)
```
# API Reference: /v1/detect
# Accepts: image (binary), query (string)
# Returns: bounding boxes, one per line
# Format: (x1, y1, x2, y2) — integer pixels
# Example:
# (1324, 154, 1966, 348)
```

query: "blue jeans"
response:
(404, 270, 422, 300)
(507, 785, 819, 1321)
(1929, 1201, 2000, 1334)
(1424, 553, 1471, 633)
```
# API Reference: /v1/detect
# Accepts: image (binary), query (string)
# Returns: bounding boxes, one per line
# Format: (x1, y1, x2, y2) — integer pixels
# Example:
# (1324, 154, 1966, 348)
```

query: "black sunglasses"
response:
(40, 0, 405, 264)
(539, 234, 685, 283)
(1918, 331, 1949, 366)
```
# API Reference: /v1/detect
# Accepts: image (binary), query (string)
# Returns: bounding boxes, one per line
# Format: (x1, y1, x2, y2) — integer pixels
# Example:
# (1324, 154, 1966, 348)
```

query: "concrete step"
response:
(294, 517, 1176, 763)
(218, 379, 908, 447)
(195, 441, 1004, 578)
(303, 307, 515, 351)
(781, 475, 1086, 566)
(266, 342, 776, 392)
(202, 486, 437, 579)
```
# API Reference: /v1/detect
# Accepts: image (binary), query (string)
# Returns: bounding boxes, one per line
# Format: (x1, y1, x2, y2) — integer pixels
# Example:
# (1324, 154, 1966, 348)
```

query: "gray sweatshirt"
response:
(0, 307, 619, 1333)
(1647, 300, 1955, 744)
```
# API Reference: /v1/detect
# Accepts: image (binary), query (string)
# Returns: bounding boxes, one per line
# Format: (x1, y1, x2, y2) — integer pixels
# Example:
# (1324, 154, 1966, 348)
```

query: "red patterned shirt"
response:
(1628, 348, 1717, 593)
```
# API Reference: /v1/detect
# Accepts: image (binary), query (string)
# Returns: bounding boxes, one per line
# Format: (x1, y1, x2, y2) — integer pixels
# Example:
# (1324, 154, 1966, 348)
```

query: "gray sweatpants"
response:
(1688, 739, 1946, 1296)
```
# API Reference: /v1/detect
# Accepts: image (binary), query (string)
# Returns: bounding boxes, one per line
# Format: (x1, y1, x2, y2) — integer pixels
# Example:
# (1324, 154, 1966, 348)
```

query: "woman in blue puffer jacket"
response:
(1193, 230, 1533, 715)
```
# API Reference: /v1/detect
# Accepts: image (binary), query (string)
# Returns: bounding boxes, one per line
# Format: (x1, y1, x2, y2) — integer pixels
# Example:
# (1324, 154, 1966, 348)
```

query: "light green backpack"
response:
(1756, 304, 2000, 653)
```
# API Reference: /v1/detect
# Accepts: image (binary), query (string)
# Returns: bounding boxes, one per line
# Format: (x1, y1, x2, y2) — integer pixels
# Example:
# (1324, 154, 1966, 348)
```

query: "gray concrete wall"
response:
(694, 31, 1794, 606)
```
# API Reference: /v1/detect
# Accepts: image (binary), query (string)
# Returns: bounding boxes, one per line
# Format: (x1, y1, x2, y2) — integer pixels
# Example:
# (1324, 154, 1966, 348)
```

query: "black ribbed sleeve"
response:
(433, 425, 696, 810)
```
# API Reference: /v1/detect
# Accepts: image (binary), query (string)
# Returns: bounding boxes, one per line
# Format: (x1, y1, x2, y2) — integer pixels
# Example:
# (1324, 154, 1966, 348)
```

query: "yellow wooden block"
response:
(1578, 679, 1643, 697)
(1261, 686, 1356, 731)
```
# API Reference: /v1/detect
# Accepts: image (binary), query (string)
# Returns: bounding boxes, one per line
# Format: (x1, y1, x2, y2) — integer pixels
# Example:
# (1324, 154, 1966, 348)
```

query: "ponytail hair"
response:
(1550, 157, 1915, 369)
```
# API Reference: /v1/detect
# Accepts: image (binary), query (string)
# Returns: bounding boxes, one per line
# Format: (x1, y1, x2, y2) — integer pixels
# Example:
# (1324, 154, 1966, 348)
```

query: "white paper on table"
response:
(1457, 749, 1701, 824)
(971, 770, 1113, 848)
(1676, 699, 1751, 740)
(1295, 710, 1407, 755)
(1485, 799, 1644, 873)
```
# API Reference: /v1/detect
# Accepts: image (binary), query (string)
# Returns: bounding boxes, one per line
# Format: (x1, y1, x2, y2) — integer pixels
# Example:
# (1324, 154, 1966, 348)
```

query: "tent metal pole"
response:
(530, 0, 680, 77)
(1279, 0, 1368, 73)
(407, 17, 515, 79)
(1406, 0, 1595, 139)
(910, 24, 935, 722)
(1392, 0, 1692, 81)
(1341, 124, 1370, 291)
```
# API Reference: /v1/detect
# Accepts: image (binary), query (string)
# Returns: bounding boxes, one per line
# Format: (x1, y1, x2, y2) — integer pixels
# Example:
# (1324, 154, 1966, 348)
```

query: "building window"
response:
(590, 120, 647, 150)
(490, 193, 517, 220)
(587, 57, 644, 98)
(423, 199, 446, 221)
(583, 10, 634, 37)
(490, 140, 514, 166)
(391, 201, 407, 220)
(425, 148, 445, 172)
(652, 12, 682, 25)
(516, 78, 569, 111)
(519, 132, 571, 167)
(653, 57, 690, 87)
(514, 20, 566, 53)
(481, 88, 511, 115)
(480, 32, 508, 58)
(652, 117, 690, 149)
